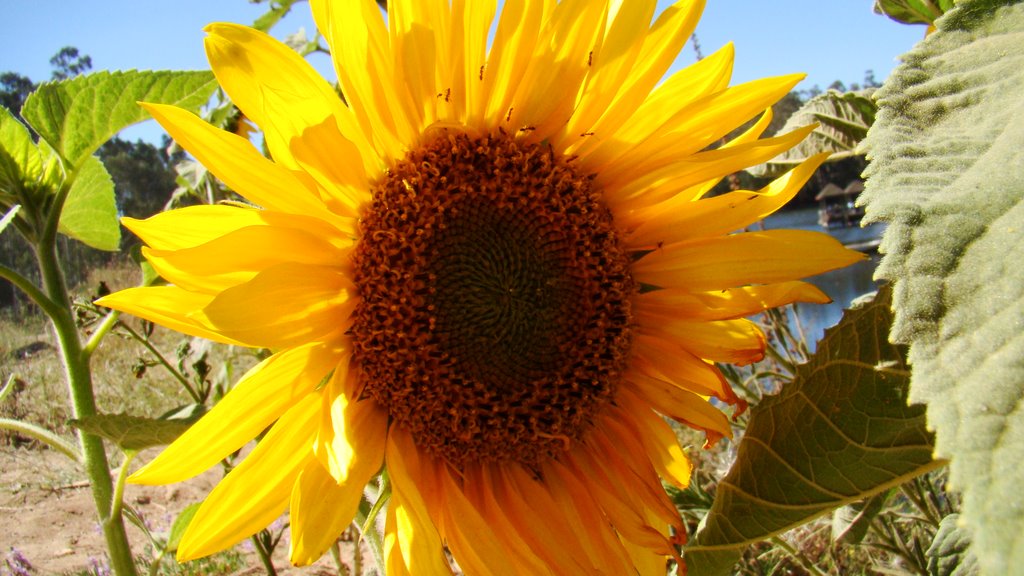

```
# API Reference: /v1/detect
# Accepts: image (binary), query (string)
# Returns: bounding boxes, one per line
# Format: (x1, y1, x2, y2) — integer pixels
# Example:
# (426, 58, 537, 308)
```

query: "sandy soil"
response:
(0, 446, 367, 575)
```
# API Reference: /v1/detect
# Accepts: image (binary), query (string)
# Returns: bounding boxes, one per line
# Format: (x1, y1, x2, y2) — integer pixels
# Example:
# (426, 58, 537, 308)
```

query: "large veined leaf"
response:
(0, 106, 59, 204)
(57, 156, 119, 251)
(21, 70, 216, 168)
(683, 288, 938, 576)
(69, 406, 205, 452)
(874, 0, 957, 25)
(746, 90, 877, 179)
(858, 1, 1024, 573)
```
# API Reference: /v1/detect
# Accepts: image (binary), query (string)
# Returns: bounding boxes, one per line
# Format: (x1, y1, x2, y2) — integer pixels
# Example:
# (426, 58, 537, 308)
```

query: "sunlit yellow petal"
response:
(289, 457, 376, 566)
(177, 393, 320, 561)
(143, 225, 348, 294)
(129, 342, 341, 485)
(634, 229, 867, 290)
(95, 286, 241, 346)
(203, 23, 377, 175)
(616, 389, 693, 489)
(140, 103, 347, 227)
(314, 361, 387, 483)
(194, 263, 354, 349)
(635, 281, 831, 322)
(385, 428, 453, 575)
(624, 368, 734, 444)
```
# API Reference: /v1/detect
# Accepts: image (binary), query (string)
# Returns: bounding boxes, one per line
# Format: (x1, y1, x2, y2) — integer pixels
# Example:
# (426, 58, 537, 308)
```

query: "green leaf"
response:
(21, 70, 217, 168)
(747, 90, 877, 178)
(0, 204, 19, 234)
(167, 502, 202, 551)
(831, 489, 892, 545)
(0, 106, 60, 204)
(874, 0, 957, 25)
(253, 0, 301, 31)
(928, 514, 979, 576)
(69, 409, 203, 451)
(859, 1, 1024, 572)
(683, 287, 938, 576)
(57, 156, 119, 250)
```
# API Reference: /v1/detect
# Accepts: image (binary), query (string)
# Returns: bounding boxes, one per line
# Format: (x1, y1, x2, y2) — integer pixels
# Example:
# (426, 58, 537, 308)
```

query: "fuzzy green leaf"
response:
(684, 288, 937, 576)
(874, 0, 957, 25)
(69, 410, 202, 452)
(747, 90, 877, 178)
(859, 1, 1024, 572)
(927, 514, 979, 576)
(21, 70, 216, 168)
(57, 156, 119, 250)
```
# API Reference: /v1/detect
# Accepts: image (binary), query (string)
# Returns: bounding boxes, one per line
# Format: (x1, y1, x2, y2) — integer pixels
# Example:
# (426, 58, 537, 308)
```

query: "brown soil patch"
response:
(0, 446, 371, 575)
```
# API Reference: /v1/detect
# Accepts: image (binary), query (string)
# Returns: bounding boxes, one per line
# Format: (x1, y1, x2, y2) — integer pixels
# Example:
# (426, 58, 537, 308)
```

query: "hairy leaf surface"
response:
(859, 1, 1024, 572)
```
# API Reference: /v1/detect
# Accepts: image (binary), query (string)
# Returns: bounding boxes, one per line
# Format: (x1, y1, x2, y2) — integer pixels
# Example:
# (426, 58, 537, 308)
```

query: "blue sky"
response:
(1, 0, 924, 142)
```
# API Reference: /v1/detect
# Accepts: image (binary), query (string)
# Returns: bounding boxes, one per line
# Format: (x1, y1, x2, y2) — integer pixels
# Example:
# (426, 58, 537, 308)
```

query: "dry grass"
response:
(1, 260, 257, 446)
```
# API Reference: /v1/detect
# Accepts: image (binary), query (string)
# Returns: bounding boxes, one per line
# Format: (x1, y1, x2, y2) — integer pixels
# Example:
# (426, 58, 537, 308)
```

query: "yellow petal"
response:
(597, 72, 803, 182)
(143, 224, 348, 294)
(130, 342, 342, 485)
(314, 362, 387, 484)
(482, 0, 548, 126)
(624, 368, 734, 444)
(309, 0, 410, 158)
(289, 456, 378, 566)
(635, 281, 831, 322)
(481, 464, 594, 574)
(616, 390, 692, 489)
(560, 0, 704, 156)
(435, 464, 522, 576)
(620, 149, 826, 243)
(95, 286, 241, 346)
(140, 103, 347, 228)
(638, 314, 766, 365)
(388, 0, 440, 128)
(556, 0, 657, 148)
(287, 117, 371, 217)
(541, 459, 638, 574)
(177, 393, 320, 561)
(454, 0, 497, 127)
(610, 128, 820, 221)
(507, 0, 606, 140)
(194, 263, 354, 349)
(633, 333, 736, 401)
(633, 229, 868, 290)
(124, 204, 354, 253)
(582, 41, 733, 166)
(123, 205, 265, 251)
(385, 428, 453, 575)
(203, 23, 377, 175)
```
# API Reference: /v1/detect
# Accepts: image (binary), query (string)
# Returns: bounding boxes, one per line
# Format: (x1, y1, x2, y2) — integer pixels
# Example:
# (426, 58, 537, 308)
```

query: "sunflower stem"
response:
(251, 532, 278, 576)
(34, 178, 139, 576)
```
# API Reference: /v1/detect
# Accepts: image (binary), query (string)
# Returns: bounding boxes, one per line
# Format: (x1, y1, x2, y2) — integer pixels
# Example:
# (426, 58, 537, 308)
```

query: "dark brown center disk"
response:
(350, 130, 634, 468)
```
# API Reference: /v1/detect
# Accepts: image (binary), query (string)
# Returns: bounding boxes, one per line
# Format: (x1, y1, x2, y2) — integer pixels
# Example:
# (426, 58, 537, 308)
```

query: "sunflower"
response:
(98, 0, 864, 572)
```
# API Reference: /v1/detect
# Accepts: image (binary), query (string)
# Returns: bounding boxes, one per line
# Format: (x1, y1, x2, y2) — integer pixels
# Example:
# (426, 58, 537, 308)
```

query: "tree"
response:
(0, 72, 35, 114)
(49, 46, 93, 80)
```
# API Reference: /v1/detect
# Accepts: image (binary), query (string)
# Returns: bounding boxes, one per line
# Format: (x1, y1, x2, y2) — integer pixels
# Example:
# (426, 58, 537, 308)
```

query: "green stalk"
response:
(34, 182, 138, 576)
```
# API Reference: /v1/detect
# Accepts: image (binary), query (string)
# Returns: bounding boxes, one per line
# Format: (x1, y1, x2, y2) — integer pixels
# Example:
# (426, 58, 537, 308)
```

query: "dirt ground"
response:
(0, 446, 365, 575)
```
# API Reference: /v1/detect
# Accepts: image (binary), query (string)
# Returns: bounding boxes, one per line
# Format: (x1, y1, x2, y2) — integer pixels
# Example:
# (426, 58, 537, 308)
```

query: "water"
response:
(761, 207, 884, 349)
